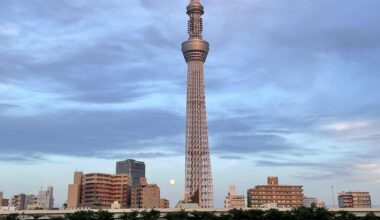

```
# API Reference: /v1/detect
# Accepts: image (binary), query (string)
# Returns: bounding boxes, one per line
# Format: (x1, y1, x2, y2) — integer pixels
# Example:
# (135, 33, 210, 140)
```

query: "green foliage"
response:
(334, 211, 357, 220)
(4, 214, 18, 220)
(95, 210, 114, 220)
(165, 210, 188, 220)
(189, 211, 218, 220)
(140, 209, 160, 220)
(362, 212, 380, 220)
(119, 211, 139, 220)
(3, 207, 377, 220)
(65, 210, 96, 220)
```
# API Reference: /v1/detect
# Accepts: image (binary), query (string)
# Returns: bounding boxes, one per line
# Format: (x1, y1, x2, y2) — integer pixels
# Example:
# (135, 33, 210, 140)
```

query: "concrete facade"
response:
(67, 171, 131, 209)
(131, 178, 160, 209)
(338, 191, 372, 208)
(247, 177, 304, 208)
(37, 186, 54, 210)
(224, 186, 246, 209)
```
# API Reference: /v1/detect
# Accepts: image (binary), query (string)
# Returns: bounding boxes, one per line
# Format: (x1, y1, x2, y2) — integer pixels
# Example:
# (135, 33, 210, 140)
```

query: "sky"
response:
(0, 0, 380, 208)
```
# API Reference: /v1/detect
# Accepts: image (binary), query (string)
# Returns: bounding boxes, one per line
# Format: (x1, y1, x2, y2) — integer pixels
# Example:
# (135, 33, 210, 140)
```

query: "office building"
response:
(116, 159, 146, 188)
(10, 194, 38, 210)
(37, 186, 54, 210)
(131, 177, 160, 209)
(182, 0, 214, 208)
(247, 177, 304, 208)
(338, 191, 371, 208)
(224, 186, 246, 209)
(67, 171, 131, 209)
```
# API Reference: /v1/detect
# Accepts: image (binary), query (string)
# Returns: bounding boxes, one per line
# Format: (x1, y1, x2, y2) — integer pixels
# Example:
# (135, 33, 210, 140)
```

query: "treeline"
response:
(1, 207, 379, 220)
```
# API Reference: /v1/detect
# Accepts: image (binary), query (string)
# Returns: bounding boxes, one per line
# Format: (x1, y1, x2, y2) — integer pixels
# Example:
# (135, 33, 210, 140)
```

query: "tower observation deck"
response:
(182, 0, 214, 208)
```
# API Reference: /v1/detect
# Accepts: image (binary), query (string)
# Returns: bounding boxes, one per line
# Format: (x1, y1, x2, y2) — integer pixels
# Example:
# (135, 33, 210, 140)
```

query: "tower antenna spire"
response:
(182, 0, 214, 208)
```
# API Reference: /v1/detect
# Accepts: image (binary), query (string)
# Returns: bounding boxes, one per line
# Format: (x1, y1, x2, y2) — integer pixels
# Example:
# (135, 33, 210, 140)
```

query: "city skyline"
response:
(1, 0, 380, 208)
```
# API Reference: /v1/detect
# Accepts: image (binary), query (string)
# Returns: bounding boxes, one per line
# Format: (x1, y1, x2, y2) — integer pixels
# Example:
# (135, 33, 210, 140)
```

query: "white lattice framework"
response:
(182, 0, 214, 208)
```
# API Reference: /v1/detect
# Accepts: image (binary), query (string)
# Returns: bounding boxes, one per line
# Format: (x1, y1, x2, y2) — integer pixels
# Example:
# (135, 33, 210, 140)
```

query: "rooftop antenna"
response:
(331, 185, 335, 208)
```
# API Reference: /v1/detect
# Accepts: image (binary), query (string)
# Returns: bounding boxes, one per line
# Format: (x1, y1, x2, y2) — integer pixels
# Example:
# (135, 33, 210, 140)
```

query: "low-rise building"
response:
(0, 192, 9, 206)
(11, 194, 38, 210)
(224, 185, 245, 209)
(159, 198, 170, 208)
(303, 196, 318, 208)
(175, 192, 199, 209)
(338, 191, 371, 208)
(247, 176, 304, 208)
(131, 178, 160, 209)
(67, 171, 131, 209)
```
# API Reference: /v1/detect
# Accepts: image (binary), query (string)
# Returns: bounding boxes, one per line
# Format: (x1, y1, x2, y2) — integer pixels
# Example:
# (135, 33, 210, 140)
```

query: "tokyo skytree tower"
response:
(182, 0, 214, 208)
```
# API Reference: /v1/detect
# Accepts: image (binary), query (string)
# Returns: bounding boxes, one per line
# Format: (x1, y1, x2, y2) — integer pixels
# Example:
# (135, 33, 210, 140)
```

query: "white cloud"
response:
(0, 24, 20, 37)
(321, 120, 371, 132)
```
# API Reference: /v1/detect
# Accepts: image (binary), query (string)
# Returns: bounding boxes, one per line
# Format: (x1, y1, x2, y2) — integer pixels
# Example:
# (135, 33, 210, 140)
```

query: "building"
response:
(67, 171, 83, 209)
(0, 192, 9, 207)
(247, 177, 304, 208)
(159, 198, 170, 208)
(224, 186, 246, 209)
(175, 192, 199, 209)
(303, 197, 318, 208)
(10, 194, 38, 210)
(338, 192, 371, 208)
(67, 171, 131, 209)
(116, 159, 146, 188)
(37, 186, 54, 210)
(131, 178, 160, 209)
(182, 0, 214, 208)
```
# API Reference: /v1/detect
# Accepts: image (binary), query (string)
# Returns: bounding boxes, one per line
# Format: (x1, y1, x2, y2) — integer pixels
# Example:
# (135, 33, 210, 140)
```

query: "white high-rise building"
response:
(37, 186, 54, 210)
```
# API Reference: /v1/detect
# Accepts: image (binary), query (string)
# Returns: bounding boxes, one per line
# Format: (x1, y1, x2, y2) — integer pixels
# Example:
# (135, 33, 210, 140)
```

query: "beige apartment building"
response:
(247, 176, 304, 208)
(131, 177, 160, 209)
(224, 186, 246, 209)
(67, 171, 131, 209)
(338, 191, 371, 208)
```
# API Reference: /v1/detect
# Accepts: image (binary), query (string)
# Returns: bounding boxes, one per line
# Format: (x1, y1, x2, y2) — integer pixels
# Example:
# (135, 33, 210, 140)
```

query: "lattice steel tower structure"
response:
(182, 0, 214, 208)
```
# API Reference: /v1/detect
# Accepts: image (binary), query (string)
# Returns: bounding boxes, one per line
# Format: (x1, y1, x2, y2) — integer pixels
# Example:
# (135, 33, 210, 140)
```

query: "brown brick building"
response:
(67, 171, 131, 209)
(338, 192, 371, 208)
(131, 177, 160, 209)
(159, 198, 170, 208)
(247, 177, 304, 208)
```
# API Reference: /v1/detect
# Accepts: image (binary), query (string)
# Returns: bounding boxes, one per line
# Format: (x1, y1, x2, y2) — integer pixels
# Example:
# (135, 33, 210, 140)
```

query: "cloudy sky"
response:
(1, 0, 380, 208)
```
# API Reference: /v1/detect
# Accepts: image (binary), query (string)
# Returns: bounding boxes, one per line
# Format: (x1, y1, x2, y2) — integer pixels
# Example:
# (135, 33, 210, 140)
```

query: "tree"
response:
(65, 210, 96, 220)
(119, 211, 139, 220)
(333, 211, 357, 220)
(264, 209, 284, 220)
(96, 210, 114, 220)
(165, 210, 188, 220)
(189, 211, 218, 220)
(4, 214, 18, 220)
(228, 208, 250, 220)
(140, 209, 160, 220)
(362, 212, 380, 220)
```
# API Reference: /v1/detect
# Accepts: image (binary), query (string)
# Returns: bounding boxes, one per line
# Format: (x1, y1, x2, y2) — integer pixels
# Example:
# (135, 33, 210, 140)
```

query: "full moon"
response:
(169, 179, 176, 185)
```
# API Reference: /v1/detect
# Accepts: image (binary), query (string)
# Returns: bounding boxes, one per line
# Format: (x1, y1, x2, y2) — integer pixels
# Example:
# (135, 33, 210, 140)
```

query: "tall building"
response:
(131, 177, 160, 209)
(182, 0, 214, 208)
(67, 171, 131, 209)
(37, 186, 54, 210)
(247, 177, 304, 208)
(67, 171, 83, 209)
(224, 186, 246, 209)
(116, 159, 146, 188)
(10, 194, 37, 210)
(338, 192, 371, 208)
